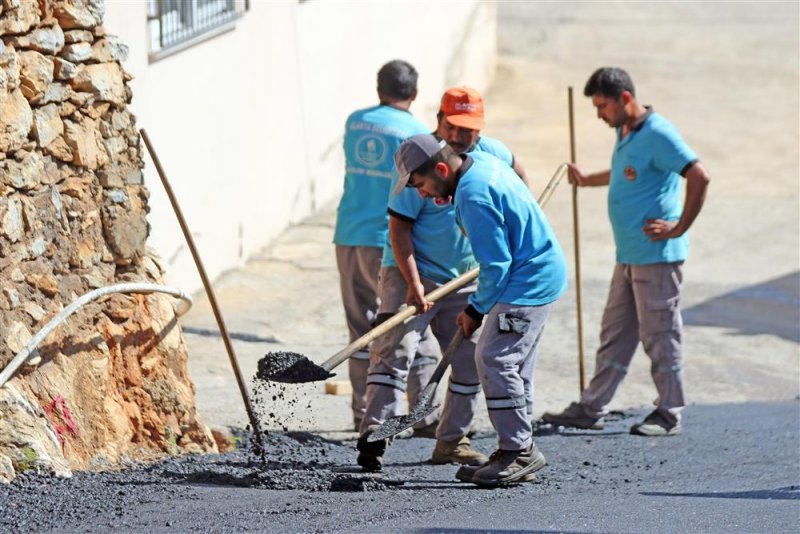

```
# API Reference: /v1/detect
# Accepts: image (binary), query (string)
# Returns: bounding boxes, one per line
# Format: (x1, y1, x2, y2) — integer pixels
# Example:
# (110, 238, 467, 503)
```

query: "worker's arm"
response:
(512, 157, 530, 187)
(567, 164, 610, 187)
(389, 215, 433, 313)
(644, 161, 710, 241)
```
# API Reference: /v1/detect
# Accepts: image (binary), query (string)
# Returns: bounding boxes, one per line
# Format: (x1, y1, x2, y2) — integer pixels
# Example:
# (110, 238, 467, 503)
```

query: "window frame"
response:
(147, 0, 249, 63)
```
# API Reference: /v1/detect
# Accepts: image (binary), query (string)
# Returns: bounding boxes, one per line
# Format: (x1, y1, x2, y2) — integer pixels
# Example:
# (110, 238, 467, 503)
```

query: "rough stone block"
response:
(18, 49, 53, 99)
(53, 0, 104, 30)
(0, 88, 33, 152)
(32, 102, 63, 147)
(63, 29, 93, 44)
(59, 41, 91, 63)
(70, 62, 125, 105)
(0, 0, 40, 35)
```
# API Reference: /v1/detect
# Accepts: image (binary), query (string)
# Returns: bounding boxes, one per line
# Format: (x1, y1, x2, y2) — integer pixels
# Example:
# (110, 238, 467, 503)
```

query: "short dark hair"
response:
(413, 144, 458, 177)
(584, 67, 636, 99)
(377, 60, 418, 100)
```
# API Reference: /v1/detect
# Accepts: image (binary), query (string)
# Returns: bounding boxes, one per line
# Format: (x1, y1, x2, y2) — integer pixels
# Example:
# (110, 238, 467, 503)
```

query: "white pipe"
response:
(0, 283, 193, 388)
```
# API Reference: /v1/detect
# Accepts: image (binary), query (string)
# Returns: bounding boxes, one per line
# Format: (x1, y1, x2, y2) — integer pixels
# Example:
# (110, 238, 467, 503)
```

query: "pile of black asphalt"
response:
(1, 401, 797, 533)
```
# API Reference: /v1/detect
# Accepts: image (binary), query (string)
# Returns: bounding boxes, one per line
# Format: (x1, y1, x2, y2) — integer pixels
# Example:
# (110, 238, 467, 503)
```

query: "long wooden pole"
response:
(568, 87, 587, 393)
(140, 129, 267, 457)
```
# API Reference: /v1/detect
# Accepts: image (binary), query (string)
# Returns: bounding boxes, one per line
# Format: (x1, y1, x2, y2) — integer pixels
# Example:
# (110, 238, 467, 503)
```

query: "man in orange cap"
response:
(436, 87, 528, 185)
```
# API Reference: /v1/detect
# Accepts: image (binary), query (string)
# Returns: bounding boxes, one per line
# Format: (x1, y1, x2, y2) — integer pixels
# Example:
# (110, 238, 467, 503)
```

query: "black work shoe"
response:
(472, 443, 547, 487)
(356, 429, 388, 472)
(541, 402, 604, 430)
(630, 410, 682, 436)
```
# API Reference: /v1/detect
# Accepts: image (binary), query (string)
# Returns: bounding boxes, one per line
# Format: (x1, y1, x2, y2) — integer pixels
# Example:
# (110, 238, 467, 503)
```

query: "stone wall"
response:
(0, 0, 216, 483)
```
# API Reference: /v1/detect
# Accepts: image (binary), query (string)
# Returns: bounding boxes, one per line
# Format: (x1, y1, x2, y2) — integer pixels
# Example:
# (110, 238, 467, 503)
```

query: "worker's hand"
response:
(643, 218, 682, 241)
(566, 163, 588, 187)
(406, 282, 433, 314)
(457, 311, 481, 338)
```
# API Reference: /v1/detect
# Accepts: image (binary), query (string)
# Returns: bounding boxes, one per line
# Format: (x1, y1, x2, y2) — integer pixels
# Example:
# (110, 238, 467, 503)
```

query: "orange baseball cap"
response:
(440, 87, 485, 130)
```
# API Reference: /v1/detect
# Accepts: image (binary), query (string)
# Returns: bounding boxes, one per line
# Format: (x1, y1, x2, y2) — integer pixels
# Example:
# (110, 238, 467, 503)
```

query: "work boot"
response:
(455, 463, 536, 484)
(630, 410, 682, 436)
(430, 436, 488, 465)
(412, 420, 439, 439)
(395, 427, 415, 439)
(471, 443, 547, 487)
(541, 402, 605, 430)
(356, 428, 388, 472)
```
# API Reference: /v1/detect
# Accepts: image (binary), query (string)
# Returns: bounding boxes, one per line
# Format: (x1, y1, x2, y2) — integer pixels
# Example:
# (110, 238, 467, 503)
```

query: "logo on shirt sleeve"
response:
(623, 165, 638, 181)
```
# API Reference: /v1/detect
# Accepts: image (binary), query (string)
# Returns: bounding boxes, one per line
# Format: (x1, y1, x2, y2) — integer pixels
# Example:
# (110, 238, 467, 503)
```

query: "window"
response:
(147, 0, 249, 61)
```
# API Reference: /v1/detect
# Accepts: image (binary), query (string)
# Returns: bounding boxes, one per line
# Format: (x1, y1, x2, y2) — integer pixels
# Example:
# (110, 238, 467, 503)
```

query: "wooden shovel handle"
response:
(321, 158, 568, 373)
(320, 268, 478, 372)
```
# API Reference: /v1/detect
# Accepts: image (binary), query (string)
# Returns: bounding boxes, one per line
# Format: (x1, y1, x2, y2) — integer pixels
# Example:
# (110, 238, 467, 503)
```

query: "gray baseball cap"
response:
(393, 134, 447, 195)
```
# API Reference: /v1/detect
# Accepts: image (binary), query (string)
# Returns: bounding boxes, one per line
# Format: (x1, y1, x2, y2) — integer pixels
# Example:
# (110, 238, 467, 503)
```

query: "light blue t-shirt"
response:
(609, 110, 698, 264)
(379, 134, 515, 279)
(473, 135, 514, 167)
(333, 105, 429, 247)
(455, 152, 567, 313)
(382, 174, 477, 285)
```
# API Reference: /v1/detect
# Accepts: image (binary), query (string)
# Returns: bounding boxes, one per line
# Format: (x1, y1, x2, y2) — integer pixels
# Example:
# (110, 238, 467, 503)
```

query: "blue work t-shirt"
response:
(333, 105, 429, 247)
(382, 172, 477, 285)
(609, 110, 698, 264)
(379, 134, 517, 278)
(455, 152, 567, 313)
(473, 135, 514, 167)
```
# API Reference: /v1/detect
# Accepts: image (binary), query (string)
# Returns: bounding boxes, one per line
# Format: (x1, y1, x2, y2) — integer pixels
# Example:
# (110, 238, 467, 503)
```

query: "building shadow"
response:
(684, 271, 800, 342)
(642, 485, 800, 501)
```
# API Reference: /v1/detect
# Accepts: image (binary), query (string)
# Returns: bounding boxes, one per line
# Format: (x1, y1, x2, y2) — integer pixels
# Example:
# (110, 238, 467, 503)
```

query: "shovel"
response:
(367, 328, 465, 442)
(257, 269, 478, 384)
(258, 162, 569, 385)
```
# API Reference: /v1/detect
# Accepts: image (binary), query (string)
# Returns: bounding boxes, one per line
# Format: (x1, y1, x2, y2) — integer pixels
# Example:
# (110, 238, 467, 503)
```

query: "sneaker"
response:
(430, 436, 488, 466)
(412, 420, 439, 439)
(356, 429, 388, 472)
(630, 410, 682, 436)
(541, 402, 604, 430)
(472, 443, 547, 487)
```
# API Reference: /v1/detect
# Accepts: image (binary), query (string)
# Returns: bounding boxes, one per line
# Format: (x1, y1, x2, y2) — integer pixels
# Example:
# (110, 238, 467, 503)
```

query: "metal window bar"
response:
(148, 0, 248, 53)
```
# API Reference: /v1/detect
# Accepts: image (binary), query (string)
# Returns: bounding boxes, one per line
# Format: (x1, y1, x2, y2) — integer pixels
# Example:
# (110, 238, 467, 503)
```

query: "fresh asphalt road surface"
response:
(1, 401, 797, 533)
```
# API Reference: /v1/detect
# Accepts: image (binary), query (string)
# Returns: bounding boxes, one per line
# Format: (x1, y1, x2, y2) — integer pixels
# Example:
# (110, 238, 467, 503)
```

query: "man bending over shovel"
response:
(356, 134, 488, 472)
(393, 134, 567, 486)
(356, 87, 533, 471)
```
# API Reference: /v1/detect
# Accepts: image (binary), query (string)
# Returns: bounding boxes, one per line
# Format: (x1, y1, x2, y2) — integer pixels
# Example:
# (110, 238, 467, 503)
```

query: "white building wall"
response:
(103, 0, 496, 292)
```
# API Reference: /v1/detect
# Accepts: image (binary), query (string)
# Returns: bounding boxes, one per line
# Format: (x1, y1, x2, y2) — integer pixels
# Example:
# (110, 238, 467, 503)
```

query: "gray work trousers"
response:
(362, 267, 480, 441)
(477, 302, 554, 451)
(335, 247, 440, 425)
(580, 262, 685, 423)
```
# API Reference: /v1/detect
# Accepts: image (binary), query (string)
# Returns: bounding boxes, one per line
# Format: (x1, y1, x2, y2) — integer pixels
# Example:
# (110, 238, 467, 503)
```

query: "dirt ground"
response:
(182, 0, 799, 434)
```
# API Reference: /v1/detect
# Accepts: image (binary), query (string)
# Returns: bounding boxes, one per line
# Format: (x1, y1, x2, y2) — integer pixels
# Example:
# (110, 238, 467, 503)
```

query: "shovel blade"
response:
(256, 351, 335, 384)
(367, 402, 439, 442)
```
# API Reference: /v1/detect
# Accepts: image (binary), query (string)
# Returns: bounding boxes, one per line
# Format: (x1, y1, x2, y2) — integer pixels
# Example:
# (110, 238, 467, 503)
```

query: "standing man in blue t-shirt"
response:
(333, 60, 441, 431)
(392, 135, 567, 486)
(542, 67, 710, 437)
